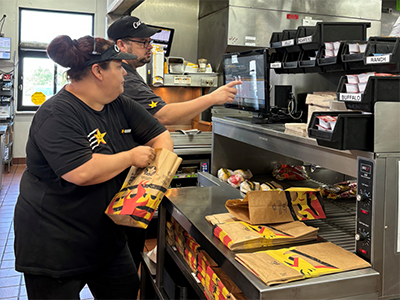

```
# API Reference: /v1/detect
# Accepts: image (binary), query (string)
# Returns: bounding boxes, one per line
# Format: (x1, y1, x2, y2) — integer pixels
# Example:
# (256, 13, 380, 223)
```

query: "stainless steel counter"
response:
(159, 186, 379, 300)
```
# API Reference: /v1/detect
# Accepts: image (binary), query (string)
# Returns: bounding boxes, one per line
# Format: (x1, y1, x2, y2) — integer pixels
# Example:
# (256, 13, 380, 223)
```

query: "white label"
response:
(232, 55, 238, 64)
(303, 19, 322, 26)
(366, 54, 391, 64)
(245, 42, 256, 46)
(174, 76, 191, 84)
(339, 93, 362, 102)
(298, 36, 313, 44)
(270, 62, 282, 68)
(245, 36, 256, 40)
(282, 39, 295, 46)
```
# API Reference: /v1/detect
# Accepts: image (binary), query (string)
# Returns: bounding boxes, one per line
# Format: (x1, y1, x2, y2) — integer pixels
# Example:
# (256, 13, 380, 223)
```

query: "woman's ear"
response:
(91, 64, 103, 80)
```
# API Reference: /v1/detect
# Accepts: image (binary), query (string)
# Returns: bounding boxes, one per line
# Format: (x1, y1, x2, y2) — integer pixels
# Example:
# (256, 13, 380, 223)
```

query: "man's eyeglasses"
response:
(126, 39, 153, 48)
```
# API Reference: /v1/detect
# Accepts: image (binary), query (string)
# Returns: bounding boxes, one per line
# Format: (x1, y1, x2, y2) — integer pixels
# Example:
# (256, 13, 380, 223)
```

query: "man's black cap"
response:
(107, 16, 161, 40)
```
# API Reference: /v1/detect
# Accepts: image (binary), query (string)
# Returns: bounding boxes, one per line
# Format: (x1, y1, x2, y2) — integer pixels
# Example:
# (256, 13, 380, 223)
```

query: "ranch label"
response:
(366, 54, 391, 64)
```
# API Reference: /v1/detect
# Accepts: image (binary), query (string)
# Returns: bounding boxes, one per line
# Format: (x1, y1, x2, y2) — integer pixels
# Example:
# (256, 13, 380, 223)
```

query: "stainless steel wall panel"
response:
(228, 0, 381, 21)
(199, 0, 228, 18)
(132, 0, 200, 62)
(375, 102, 400, 153)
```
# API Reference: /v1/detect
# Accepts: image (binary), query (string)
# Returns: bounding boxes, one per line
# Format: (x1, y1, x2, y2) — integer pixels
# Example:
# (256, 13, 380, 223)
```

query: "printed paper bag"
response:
(225, 188, 325, 225)
(235, 242, 371, 286)
(211, 220, 318, 251)
(105, 148, 182, 229)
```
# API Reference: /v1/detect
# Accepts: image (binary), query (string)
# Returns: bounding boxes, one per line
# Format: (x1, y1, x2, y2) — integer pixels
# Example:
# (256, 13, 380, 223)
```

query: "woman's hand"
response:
(129, 146, 156, 168)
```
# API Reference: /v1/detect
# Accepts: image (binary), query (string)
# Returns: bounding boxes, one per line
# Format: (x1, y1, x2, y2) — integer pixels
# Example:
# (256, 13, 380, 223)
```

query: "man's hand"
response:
(210, 80, 242, 105)
(129, 146, 156, 168)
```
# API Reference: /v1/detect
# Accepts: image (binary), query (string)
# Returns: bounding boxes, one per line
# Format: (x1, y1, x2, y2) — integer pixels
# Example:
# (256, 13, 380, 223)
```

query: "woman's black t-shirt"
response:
(14, 87, 166, 278)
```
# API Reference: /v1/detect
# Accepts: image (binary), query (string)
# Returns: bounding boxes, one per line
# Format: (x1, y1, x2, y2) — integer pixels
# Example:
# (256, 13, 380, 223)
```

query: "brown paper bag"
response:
(225, 188, 326, 225)
(105, 148, 182, 228)
(212, 220, 318, 251)
(236, 242, 371, 286)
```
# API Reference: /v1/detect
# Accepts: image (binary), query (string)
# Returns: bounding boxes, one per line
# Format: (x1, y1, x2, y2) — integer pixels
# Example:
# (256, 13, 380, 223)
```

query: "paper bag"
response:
(105, 148, 182, 229)
(211, 220, 318, 251)
(236, 242, 371, 286)
(225, 188, 325, 225)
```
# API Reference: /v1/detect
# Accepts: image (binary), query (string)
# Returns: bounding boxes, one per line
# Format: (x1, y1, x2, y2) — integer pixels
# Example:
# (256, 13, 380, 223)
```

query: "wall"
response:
(0, 0, 107, 159)
(122, 0, 199, 63)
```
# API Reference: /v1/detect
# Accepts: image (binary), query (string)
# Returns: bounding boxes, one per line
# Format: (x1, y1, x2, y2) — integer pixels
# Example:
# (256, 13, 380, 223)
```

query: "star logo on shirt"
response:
(94, 129, 107, 145)
(149, 101, 158, 108)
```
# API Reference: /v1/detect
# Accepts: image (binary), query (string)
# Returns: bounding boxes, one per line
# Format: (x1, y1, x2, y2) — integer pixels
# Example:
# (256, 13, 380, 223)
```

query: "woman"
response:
(13, 35, 173, 299)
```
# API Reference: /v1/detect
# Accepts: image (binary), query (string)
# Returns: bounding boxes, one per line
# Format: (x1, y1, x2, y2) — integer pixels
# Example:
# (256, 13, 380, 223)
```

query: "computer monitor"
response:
(222, 48, 270, 123)
(0, 37, 11, 60)
(147, 25, 175, 57)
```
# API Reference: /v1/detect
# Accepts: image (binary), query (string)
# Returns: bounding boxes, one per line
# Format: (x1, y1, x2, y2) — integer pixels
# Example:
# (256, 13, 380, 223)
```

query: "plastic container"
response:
(270, 51, 288, 74)
(299, 49, 321, 73)
(282, 50, 304, 73)
(341, 40, 372, 72)
(364, 36, 400, 73)
(297, 22, 371, 51)
(296, 26, 318, 50)
(336, 75, 400, 111)
(317, 42, 345, 72)
(270, 32, 284, 48)
(308, 111, 374, 151)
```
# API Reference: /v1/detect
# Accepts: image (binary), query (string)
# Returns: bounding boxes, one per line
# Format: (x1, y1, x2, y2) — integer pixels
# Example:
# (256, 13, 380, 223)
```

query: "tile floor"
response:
(0, 164, 157, 300)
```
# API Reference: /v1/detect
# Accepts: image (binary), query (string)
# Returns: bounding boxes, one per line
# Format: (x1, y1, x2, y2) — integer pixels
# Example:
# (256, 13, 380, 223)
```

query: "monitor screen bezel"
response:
(0, 37, 11, 60)
(222, 48, 270, 117)
(147, 24, 175, 57)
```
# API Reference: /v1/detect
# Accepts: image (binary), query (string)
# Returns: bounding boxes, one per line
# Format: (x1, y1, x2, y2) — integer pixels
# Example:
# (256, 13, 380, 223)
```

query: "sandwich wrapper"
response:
(235, 242, 371, 286)
(225, 188, 326, 225)
(105, 148, 182, 229)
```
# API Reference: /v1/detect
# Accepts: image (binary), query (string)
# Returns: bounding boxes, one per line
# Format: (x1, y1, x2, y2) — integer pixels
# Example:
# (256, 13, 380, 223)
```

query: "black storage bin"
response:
(281, 29, 301, 52)
(270, 32, 284, 48)
(297, 22, 370, 52)
(336, 75, 400, 112)
(296, 26, 318, 50)
(308, 111, 374, 151)
(299, 49, 321, 73)
(341, 40, 372, 72)
(363, 36, 400, 73)
(282, 50, 304, 74)
(270, 50, 288, 74)
(317, 42, 345, 72)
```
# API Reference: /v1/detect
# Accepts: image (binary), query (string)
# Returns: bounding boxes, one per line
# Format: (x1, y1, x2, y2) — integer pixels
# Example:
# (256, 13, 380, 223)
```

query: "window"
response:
(18, 8, 94, 111)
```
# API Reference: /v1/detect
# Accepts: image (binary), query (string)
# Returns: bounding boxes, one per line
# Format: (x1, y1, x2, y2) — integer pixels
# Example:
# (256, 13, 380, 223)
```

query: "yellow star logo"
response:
(149, 101, 158, 108)
(94, 129, 107, 145)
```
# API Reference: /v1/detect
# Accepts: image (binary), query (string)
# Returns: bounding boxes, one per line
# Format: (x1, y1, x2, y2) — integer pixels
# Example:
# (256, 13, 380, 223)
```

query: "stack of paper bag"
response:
(205, 266, 248, 300)
(206, 214, 318, 251)
(225, 188, 326, 225)
(236, 242, 371, 286)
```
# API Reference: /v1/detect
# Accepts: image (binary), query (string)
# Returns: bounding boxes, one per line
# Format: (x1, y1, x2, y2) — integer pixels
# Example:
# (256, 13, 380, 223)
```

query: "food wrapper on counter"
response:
(218, 168, 234, 182)
(273, 164, 309, 181)
(105, 148, 182, 229)
(227, 174, 244, 188)
(233, 169, 253, 179)
(209, 219, 319, 251)
(260, 181, 283, 191)
(240, 180, 260, 194)
(235, 242, 371, 286)
(321, 181, 357, 199)
(225, 188, 326, 225)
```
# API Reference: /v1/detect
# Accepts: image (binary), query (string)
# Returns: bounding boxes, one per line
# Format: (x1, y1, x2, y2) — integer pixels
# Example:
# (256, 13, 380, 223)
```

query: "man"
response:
(107, 15, 241, 125)
(107, 16, 241, 270)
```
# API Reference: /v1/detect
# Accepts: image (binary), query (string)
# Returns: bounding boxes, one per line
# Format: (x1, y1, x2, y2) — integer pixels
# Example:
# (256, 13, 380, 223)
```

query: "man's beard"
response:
(140, 57, 151, 65)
